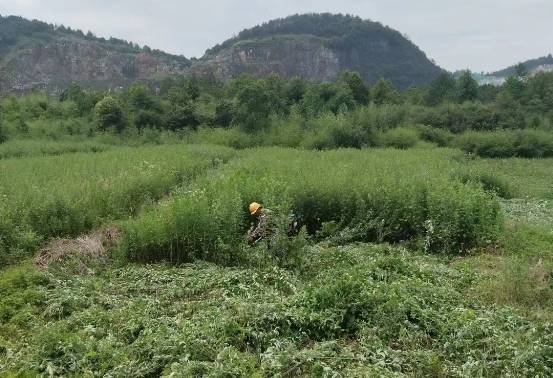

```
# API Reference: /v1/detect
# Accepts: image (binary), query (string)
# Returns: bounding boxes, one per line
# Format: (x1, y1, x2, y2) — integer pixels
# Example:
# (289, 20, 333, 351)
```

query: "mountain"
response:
(491, 54, 553, 78)
(0, 13, 443, 93)
(471, 54, 553, 86)
(193, 14, 443, 89)
(0, 15, 191, 93)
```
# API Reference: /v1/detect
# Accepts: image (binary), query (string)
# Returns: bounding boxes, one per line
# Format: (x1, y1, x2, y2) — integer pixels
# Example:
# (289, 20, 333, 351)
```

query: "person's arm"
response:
(248, 215, 267, 244)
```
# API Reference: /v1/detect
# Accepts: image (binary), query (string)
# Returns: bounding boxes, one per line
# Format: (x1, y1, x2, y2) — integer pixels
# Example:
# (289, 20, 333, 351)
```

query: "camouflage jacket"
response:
(247, 209, 278, 245)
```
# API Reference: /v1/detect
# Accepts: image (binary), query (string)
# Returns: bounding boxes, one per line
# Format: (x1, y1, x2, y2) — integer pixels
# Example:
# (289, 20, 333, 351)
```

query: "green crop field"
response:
(0, 144, 235, 266)
(1, 143, 552, 376)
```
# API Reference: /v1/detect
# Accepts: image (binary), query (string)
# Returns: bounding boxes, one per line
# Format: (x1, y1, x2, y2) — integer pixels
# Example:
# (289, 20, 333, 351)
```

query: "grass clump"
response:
(456, 168, 517, 199)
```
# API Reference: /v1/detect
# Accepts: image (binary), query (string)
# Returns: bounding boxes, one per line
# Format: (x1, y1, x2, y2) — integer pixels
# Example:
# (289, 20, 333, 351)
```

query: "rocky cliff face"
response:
(191, 36, 342, 82)
(0, 13, 443, 92)
(0, 37, 189, 93)
(191, 35, 441, 89)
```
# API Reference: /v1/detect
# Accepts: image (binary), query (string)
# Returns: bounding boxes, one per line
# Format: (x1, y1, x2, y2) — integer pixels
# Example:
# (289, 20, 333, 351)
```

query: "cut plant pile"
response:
(34, 226, 121, 272)
(1, 244, 551, 376)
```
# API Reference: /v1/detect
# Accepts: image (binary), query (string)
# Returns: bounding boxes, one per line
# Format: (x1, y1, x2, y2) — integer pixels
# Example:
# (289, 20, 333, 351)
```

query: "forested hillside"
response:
(492, 54, 553, 77)
(198, 13, 443, 88)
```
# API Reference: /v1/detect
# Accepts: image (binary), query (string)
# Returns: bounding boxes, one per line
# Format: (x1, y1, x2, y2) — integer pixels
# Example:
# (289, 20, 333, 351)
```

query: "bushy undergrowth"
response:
(0, 139, 113, 159)
(456, 169, 517, 199)
(0, 144, 235, 265)
(416, 124, 455, 147)
(377, 126, 420, 149)
(458, 129, 553, 158)
(1, 245, 551, 376)
(120, 148, 502, 264)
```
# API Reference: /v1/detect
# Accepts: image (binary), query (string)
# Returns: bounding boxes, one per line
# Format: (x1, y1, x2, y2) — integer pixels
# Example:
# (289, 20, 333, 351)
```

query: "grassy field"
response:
(1, 144, 552, 377)
(0, 144, 235, 265)
(469, 157, 553, 199)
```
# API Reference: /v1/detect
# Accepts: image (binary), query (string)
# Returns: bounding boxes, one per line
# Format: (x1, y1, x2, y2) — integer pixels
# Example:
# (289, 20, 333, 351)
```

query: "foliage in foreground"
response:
(1, 245, 551, 377)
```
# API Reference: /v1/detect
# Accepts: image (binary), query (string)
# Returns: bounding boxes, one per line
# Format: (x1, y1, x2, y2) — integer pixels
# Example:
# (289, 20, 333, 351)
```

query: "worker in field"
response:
(247, 202, 320, 246)
(247, 202, 278, 246)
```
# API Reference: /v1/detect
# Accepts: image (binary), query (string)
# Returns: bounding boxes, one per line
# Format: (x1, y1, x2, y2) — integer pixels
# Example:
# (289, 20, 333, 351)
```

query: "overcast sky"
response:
(1, 0, 551, 73)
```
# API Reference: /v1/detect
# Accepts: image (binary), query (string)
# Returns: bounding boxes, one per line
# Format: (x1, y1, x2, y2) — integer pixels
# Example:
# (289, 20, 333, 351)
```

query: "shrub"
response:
(457, 129, 553, 158)
(416, 124, 454, 147)
(95, 96, 125, 132)
(0, 121, 8, 143)
(413, 103, 500, 133)
(301, 113, 363, 150)
(456, 169, 516, 199)
(516, 129, 553, 158)
(377, 127, 419, 149)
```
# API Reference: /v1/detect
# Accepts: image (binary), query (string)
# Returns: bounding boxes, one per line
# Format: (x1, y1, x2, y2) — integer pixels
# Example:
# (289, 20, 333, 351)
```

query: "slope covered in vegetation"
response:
(0, 15, 190, 93)
(200, 13, 442, 88)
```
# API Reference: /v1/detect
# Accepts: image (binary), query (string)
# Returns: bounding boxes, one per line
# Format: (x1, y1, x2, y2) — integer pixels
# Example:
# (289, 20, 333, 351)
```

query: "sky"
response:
(0, 0, 552, 73)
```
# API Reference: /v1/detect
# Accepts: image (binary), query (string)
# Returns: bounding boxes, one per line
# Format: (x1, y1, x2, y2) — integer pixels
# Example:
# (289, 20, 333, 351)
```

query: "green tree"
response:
(233, 79, 272, 132)
(215, 99, 235, 128)
(128, 84, 159, 111)
(95, 96, 124, 132)
(425, 72, 456, 105)
(0, 119, 7, 143)
(165, 104, 199, 131)
(456, 70, 479, 103)
(525, 72, 553, 114)
(16, 117, 29, 134)
(503, 76, 526, 101)
(300, 85, 326, 117)
(372, 79, 399, 105)
(264, 74, 288, 115)
(299, 83, 355, 116)
(326, 83, 355, 114)
(405, 86, 425, 105)
(59, 83, 95, 115)
(515, 63, 528, 78)
(477, 84, 501, 103)
(284, 77, 306, 104)
(494, 91, 525, 129)
(341, 71, 369, 105)
(134, 110, 163, 130)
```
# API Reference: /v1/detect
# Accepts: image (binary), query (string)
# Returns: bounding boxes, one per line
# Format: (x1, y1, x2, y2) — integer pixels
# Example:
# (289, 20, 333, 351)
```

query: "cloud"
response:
(0, 0, 551, 72)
